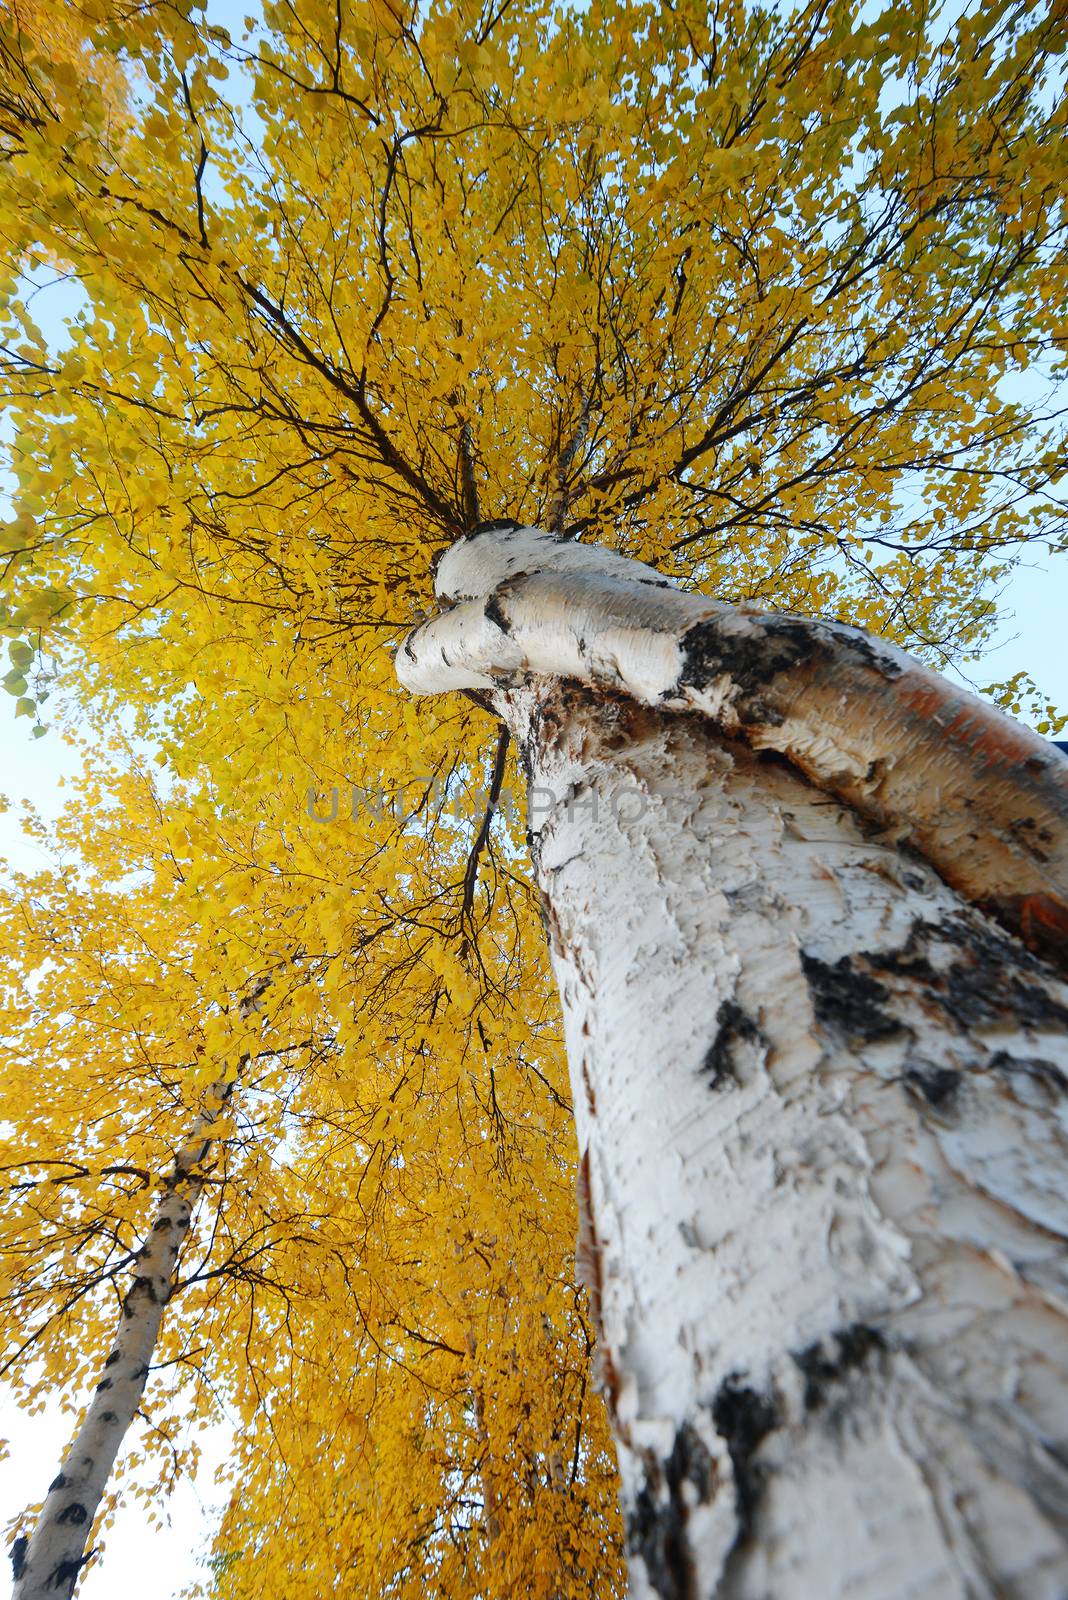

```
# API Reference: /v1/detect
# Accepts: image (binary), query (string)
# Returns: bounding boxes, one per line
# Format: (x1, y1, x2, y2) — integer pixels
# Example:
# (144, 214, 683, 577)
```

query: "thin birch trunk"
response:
(10, 974, 271, 1600)
(398, 524, 1068, 1599)
(466, 1330, 502, 1547)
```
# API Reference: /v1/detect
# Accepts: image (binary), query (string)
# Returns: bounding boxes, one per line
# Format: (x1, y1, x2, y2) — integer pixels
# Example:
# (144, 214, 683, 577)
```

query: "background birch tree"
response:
(1, 748, 621, 1597)
(0, 0, 1066, 1593)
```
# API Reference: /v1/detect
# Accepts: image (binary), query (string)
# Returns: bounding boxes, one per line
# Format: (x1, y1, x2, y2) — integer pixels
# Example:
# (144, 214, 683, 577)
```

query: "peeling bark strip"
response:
(11, 974, 272, 1600)
(398, 526, 1068, 1598)
(398, 524, 1068, 971)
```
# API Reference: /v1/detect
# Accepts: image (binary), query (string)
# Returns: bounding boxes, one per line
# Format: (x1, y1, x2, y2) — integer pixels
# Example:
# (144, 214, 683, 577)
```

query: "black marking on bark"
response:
(862, 943, 938, 985)
(56, 1503, 88, 1526)
(10, 1535, 26, 1581)
(520, 684, 578, 780)
(129, 1274, 164, 1305)
(724, 880, 772, 914)
(753, 746, 799, 777)
(626, 1424, 717, 1600)
(468, 516, 523, 537)
(48, 1474, 67, 1492)
(669, 1421, 715, 1502)
(867, 915, 1068, 1033)
(710, 1376, 778, 1539)
(483, 592, 511, 635)
(677, 615, 816, 703)
(801, 952, 905, 1043)
(103, 1350, 120, 1368)
(628, 1484, 681, 1598)
(517, 722, 535, 783)
(94, 1378, 112, 1392)
(792, 1325, 886, 1413)
(904, 1063, 960, 1112)
(702, 1001, 761, 1089)
(554, 777, 595, 832)
(821, 621, 906, 679)
(988, 1050, 1068, 1094)
(521, 698, 554, 779)
(1007, 814, 1055, 858)
(941, 928, 1068, 1032)
(49, 1556, 85, 1595)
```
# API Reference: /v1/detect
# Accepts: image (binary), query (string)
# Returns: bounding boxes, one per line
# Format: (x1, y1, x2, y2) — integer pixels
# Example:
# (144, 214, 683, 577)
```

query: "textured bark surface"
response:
(400, 525, 1068, 971)
(515, 688, 1068, 1599)
(11, 976, 270, 1600)
(398, 525, 1068, 1599)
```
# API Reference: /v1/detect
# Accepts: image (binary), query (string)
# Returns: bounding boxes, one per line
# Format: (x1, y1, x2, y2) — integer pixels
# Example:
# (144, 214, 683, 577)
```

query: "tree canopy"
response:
(0, 0, 1065, 1591)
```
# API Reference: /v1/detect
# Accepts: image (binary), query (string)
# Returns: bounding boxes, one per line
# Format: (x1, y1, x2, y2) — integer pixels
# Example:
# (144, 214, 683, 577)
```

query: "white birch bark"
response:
(398, 524, 1068, 1600)
(10, 974, 271, 1600)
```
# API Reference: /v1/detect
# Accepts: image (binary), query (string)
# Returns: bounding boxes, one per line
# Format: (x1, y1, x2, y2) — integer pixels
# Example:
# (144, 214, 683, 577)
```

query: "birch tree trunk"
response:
(398, 524, 1068, 1600)
(10, 975, 271, 1600)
